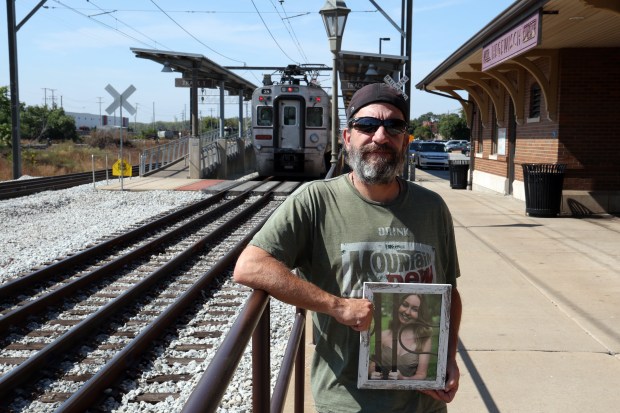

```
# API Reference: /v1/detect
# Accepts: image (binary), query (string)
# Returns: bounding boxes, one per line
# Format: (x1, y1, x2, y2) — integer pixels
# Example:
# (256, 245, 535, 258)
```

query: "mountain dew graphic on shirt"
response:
(340, 241, 436, 298)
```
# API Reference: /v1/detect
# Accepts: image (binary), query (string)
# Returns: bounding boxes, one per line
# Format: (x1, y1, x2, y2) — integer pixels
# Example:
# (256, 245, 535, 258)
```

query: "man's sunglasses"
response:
(348, 117, 408, 136)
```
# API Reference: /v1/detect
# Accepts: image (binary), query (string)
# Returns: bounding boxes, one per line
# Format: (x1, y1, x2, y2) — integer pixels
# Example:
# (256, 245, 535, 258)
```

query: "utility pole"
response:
(96, 97, 104, 127)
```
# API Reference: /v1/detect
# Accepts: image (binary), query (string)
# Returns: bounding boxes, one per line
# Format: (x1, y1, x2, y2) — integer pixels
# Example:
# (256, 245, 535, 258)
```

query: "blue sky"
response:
(1, 0, 515, 123)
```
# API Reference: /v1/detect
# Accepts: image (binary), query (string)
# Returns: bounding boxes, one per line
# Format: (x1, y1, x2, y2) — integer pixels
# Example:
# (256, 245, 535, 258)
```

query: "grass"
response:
(0, 138, 162, 181)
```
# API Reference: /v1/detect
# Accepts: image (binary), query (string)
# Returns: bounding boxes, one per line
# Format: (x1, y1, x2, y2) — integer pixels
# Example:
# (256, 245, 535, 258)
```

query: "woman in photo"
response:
(371, 293, 434, 380)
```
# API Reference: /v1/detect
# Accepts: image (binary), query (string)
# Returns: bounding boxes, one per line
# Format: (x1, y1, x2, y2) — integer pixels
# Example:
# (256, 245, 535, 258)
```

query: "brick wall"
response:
(470, 49, 620, 191)
(557, 48, 620, 191)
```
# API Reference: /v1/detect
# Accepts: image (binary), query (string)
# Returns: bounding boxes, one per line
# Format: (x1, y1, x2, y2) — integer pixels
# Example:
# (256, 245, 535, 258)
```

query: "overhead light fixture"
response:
(365, 64, 379, 77)
(161, 61, 173, 73)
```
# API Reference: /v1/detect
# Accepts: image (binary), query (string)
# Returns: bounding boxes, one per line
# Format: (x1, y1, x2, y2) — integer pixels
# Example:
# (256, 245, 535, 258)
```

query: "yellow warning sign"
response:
(112, 159, 132, 177)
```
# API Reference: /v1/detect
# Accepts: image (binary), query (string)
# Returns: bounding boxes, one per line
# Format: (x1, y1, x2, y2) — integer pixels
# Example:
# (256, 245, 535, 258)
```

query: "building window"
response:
(529, 83, 541, 119)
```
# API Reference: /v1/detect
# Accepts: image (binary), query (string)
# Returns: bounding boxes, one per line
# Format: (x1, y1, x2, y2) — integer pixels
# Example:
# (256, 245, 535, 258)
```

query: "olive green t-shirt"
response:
(250, 175, 460, 413)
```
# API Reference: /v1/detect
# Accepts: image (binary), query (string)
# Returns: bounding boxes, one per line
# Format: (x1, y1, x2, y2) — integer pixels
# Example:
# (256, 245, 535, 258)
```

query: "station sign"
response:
(482, 11, 541, 71)
(175, 78, 216, 88)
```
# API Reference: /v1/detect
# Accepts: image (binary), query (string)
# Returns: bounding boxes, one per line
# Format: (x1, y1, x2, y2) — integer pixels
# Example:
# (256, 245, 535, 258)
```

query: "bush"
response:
(85, 130, 134, 149)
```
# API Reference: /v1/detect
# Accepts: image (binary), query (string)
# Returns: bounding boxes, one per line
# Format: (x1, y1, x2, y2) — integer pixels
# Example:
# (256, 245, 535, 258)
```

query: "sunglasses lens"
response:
(384, 119, 408, 135)
(351, 117, 407, 135)
(352, 118, 381, 133)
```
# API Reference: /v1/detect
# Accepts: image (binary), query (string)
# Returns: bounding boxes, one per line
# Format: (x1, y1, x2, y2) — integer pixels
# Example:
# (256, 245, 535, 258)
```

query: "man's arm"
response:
(233, 245, 373, 330)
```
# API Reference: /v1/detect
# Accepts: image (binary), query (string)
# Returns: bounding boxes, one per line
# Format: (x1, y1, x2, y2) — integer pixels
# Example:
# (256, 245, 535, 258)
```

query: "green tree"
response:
(413, 125, 433, 140)
(0, 86, 11, 148)
(21, 105, 77, 142)
(437, 112, 470, 140)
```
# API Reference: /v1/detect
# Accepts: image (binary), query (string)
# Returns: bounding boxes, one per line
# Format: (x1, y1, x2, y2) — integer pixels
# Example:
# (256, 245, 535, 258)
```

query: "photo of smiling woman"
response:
(369, 293, 435, 380)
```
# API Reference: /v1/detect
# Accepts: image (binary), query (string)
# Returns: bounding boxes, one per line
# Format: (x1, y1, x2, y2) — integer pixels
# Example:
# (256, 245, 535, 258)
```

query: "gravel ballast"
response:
(0, 180, 208, 283)
(0, 178, 300, 412)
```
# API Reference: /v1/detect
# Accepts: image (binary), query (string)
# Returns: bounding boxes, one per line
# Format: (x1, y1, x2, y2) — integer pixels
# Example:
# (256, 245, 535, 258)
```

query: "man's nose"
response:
(371, 126, 391, 144)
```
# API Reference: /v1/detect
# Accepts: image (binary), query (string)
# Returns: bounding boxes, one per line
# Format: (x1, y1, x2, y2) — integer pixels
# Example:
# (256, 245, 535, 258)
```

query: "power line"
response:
(86, 0, 172, 50)
(149, 0, 246, 65)
(250, 0, 298, 64)
(270, 0, 309, 63)
(51, 0, 159, 49)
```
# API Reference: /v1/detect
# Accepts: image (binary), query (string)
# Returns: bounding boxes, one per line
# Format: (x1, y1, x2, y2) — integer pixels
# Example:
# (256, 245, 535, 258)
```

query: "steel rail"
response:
(0, 166, 140, 200)
(0, 190, 275, 399)
(0, 187, 227, 298)
(0, 185, 253, 332)
(58, 191, 275, 412)
(0, 178, 271, 298)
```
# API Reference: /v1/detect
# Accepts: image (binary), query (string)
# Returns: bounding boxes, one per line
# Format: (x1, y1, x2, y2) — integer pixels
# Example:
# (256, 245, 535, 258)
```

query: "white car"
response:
(415, 142, 449, 169)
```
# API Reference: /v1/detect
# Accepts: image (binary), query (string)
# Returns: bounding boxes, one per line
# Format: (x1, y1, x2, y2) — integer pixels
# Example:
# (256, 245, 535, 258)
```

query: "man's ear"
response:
(342, 128, 351, 146)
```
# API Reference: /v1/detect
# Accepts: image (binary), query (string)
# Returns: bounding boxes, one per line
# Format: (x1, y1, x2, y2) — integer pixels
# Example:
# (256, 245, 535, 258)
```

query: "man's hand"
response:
(331, 298, 374, 331)
(419, 358, 460, 403)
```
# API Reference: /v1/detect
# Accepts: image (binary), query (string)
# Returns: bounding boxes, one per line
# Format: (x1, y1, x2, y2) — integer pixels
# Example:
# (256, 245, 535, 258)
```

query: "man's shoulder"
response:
(405, 180, 446, 204)
(292, 175, 347, 196)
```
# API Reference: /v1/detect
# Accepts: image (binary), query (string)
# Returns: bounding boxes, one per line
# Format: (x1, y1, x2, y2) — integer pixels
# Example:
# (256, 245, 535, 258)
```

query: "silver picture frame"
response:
(358, 282, 452, 390)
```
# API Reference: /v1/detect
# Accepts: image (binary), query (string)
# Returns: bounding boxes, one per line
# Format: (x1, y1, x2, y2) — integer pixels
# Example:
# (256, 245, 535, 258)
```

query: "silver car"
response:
(415, 142, 449, 169)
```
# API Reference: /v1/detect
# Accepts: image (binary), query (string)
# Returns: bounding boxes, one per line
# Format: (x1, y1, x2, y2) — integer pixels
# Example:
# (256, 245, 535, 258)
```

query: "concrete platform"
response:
(98, 177, 226, 192)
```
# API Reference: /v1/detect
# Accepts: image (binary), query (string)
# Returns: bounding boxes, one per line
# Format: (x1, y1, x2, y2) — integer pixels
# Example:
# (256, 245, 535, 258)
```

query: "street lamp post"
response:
(379, 37, 391, 54)
(320, 0, 350, 166)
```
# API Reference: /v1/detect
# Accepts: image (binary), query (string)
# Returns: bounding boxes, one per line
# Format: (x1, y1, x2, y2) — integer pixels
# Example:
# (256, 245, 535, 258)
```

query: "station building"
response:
(416, 0, 620, 215)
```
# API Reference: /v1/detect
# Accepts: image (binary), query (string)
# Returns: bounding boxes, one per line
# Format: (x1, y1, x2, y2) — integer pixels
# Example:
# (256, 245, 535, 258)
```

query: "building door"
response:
(507, 100, 517, 194)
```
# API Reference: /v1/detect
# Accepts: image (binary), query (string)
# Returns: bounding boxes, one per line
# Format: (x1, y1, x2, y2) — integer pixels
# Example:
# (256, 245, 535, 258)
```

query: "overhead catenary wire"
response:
(51, 0, 159, 49)
(149, 0, 246, 65)
(250, 0, 298, 64)
(85, 0, 171, 50)
(269, 0, 309, 64)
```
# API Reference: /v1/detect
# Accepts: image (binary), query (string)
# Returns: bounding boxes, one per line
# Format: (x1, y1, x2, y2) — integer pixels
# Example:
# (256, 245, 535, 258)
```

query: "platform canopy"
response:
(131, 47, 257, 99)
(337, 50, 408, 109)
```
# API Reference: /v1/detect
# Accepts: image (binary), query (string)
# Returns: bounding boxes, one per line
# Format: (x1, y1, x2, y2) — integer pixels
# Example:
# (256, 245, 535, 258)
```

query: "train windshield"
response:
(307, 107, 323, 127)
(257, 106, 273, 126)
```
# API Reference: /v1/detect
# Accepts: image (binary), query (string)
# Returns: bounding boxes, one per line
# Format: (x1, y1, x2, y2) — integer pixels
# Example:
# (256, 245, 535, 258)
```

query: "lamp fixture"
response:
(161, 61, 173, 73)
(319, 0, 350, 53)
(379, 37, 390, 54)
(319, 0, 350, 166)
(365, 64, 379, 77)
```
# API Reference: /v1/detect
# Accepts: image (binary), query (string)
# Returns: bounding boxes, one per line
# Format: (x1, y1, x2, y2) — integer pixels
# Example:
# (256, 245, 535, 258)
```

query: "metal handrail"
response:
(181, 291, 308, 413)
(183, 145, 347, 412)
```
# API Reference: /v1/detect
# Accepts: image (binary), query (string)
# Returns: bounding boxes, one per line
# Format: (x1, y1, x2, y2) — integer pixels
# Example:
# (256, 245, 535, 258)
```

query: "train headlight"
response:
(309, 133, 319, 144)
(255, 144, 262, 150)
(317, 144, 325, 151)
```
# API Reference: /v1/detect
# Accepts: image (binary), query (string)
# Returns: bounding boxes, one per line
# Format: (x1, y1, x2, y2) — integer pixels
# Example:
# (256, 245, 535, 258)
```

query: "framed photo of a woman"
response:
(358, 282, 452, 390)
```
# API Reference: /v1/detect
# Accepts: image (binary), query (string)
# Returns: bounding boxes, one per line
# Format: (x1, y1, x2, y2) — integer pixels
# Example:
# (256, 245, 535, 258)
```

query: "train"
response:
(251, 65, 333, 178)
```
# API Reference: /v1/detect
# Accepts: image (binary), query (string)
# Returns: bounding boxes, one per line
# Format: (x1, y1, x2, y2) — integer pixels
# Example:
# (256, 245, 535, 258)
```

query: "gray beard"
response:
(347, 143, 406, 185)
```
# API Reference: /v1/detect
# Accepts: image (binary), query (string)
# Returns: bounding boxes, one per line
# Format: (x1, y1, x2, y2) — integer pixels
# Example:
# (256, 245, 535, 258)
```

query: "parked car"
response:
(415, 142, 449, 169)
(408, 141, 422, 162)
(445, 140, 469, 152)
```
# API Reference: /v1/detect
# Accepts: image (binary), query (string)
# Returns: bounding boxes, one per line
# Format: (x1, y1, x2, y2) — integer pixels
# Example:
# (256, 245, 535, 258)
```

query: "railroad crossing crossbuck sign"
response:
(105, 84, 137, 116)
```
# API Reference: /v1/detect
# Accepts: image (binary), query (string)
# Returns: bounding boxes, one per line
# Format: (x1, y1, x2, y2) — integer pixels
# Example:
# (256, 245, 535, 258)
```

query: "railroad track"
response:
(0, 165, 140, 200)
(0, 179, 300, 412)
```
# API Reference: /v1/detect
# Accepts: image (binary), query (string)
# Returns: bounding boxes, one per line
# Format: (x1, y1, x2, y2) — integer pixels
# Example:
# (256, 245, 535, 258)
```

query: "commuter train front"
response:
(251, 82, 331, 178)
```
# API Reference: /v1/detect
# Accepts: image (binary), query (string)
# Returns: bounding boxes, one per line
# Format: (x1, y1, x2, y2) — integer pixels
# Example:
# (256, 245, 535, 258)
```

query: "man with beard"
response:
(234, 83, 462, 413)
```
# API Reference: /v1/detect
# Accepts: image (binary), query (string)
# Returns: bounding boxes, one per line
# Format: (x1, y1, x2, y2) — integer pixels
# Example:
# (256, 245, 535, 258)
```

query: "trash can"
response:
(522, 163, 566, 216)
(449, 160, 469, 189)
